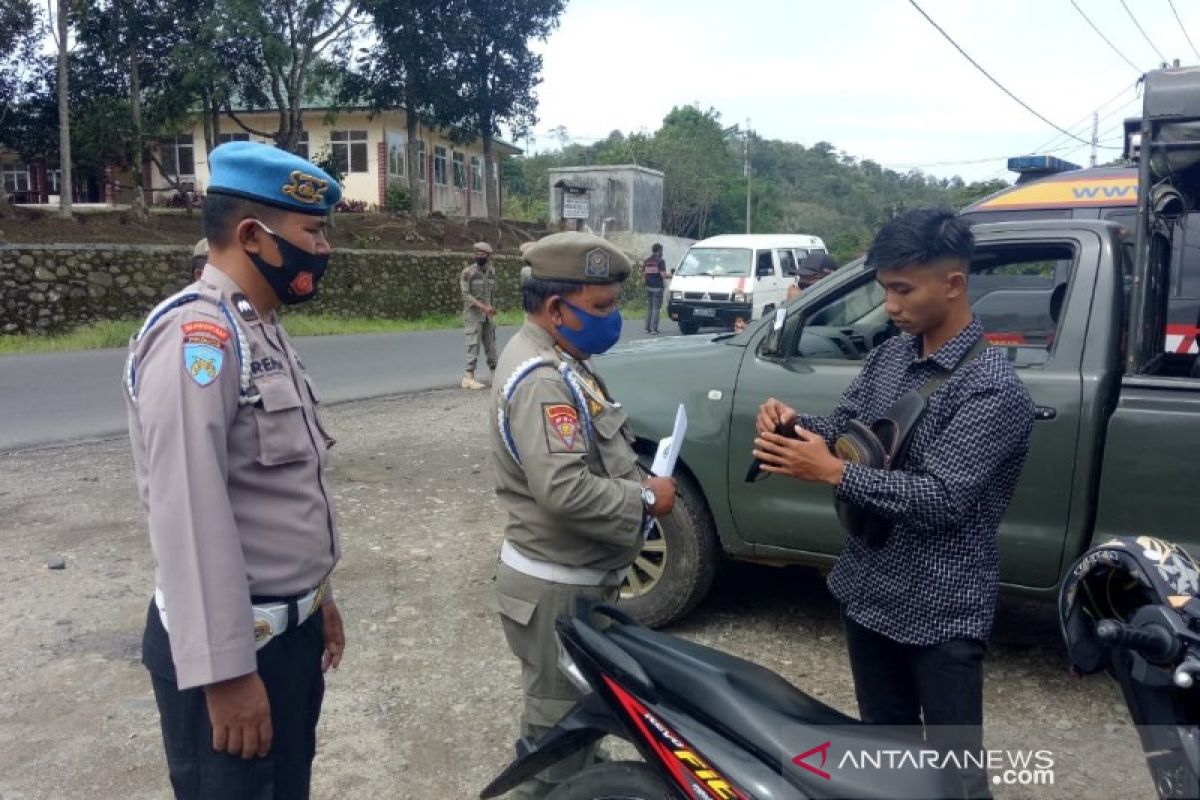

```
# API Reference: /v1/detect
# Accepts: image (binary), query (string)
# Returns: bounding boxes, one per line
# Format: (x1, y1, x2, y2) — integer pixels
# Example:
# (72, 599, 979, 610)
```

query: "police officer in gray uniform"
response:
(462, 241, 499, 390)
(125, 141, 346, 799)
(491, 231, 677, 798)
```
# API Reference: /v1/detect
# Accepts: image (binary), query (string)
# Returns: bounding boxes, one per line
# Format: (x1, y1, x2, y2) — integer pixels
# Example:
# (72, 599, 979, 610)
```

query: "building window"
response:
(452, 152, 466, 188)
(217, 132, 250, 145)
(434, 145, 447, 186)
(293, 131, 310, 160)
(159, 135, 195, 180)
(2, 164, 30, 194)
(330, 130, 369, 174)
(416, 140, 427, 181)
(470, 156, 482, 191)
(388, 140, 406, 178)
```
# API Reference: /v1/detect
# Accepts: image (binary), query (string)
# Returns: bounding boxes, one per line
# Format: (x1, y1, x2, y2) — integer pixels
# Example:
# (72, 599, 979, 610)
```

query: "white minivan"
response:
(666, 234, 828, 334)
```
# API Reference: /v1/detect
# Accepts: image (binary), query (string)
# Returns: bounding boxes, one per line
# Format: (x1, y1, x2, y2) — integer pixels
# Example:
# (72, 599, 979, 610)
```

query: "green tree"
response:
(652, 105, 738, 238)
(0, 0, 42, 215)
(445, 0, 566, 221)
(348, 0, 457, 214)
(217, 0, 359, 152)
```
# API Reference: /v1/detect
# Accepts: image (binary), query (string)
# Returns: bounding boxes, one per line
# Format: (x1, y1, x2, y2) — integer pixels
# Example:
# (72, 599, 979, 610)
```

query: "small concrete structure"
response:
(547, 165, 664, 235)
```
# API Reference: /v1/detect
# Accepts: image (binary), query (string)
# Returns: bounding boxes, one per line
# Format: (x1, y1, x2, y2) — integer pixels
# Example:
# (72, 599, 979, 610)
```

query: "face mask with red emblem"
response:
(246, 221, 329, 305)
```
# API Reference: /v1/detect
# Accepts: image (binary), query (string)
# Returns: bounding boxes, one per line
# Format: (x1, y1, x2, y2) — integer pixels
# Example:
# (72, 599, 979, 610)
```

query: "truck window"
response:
(777, 249, 798, 277)
(677, 248, 752, 277)
(793, 243, 1076, 366)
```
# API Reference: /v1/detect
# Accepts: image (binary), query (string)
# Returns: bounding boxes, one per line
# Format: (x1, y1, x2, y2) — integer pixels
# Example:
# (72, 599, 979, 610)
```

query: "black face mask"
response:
(245, 221, 329, 305)
(475, 257, 489, 266)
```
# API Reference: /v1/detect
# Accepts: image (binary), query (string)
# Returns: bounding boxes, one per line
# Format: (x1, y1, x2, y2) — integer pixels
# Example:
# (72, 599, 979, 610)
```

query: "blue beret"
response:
(207, 141, 342, 215)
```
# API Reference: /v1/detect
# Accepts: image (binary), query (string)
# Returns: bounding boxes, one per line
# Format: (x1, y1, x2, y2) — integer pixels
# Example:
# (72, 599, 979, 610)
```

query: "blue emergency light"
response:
(1007, 155, 1081, 174)
(1007, 155, 1081, 184)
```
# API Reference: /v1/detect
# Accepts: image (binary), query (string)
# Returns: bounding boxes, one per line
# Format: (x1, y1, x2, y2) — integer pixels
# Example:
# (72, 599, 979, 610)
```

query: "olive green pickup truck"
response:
(604, 217, 1200, 627)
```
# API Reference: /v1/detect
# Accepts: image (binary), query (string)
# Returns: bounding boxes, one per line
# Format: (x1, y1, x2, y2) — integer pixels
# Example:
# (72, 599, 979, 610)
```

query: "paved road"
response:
(0, 318, 666, 452)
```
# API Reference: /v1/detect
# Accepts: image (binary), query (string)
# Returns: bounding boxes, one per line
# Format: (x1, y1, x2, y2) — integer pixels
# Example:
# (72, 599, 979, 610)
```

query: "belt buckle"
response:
(252, 606, 278, 650)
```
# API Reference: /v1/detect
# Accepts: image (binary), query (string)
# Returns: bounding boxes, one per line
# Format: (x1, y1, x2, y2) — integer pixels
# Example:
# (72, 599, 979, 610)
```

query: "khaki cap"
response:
(192, 238, 209, 258)
(518, 241, 536, 256)
(525, 232, 630, 284)
(472, 241, 494, 254)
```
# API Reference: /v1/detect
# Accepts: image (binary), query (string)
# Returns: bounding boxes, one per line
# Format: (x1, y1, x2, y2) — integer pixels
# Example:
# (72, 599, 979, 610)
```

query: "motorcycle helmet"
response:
(1059, 536, 1200, 674)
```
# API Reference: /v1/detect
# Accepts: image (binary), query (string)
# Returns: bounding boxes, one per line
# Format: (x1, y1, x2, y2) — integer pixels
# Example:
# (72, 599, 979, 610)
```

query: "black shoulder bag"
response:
(833, 337, 988, 550)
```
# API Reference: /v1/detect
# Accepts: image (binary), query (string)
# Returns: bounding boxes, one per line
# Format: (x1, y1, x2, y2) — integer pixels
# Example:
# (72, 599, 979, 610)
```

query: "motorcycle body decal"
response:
(601, 674, 745, 800)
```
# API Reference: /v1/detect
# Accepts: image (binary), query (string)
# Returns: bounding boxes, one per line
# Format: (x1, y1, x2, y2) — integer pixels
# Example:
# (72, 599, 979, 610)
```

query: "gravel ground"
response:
(0, 389, 1156, 799)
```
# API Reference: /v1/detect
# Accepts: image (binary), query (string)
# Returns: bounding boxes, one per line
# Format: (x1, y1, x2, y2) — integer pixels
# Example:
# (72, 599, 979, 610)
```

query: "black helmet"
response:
(1059, 536, 1200, 674)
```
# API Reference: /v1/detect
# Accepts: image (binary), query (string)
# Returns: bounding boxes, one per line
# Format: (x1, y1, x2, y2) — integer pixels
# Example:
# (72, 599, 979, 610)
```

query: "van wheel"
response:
(678, 320, 699, 335)
(620, 464, 719, 628)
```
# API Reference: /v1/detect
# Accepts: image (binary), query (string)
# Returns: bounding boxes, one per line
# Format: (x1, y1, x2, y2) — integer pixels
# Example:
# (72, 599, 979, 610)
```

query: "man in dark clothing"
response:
(753, 209, 1034, 799)
(642, 243, 668, 333)
(797, 251, 837, 288)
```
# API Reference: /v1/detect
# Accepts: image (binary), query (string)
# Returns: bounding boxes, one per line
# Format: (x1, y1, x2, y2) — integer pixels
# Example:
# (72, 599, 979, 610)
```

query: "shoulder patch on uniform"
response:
(544, 403, 581, 452)
(181, 320, 228, 387)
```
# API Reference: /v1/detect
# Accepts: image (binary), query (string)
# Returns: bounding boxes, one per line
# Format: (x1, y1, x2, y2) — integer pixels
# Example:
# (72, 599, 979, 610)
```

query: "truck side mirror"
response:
(759, 308, 790, 358)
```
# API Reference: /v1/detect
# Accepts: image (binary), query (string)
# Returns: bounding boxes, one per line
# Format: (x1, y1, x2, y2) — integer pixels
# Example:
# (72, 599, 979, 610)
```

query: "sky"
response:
(521, 0, 1200, 183)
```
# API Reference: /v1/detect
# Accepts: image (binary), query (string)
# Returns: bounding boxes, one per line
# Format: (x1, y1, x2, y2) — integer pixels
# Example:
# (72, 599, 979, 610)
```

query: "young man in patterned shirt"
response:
(753, 208, 1034, 799)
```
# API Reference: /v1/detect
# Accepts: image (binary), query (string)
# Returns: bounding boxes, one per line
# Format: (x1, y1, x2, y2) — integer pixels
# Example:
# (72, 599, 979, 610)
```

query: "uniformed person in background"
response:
(124, 141, 346, 800)
(491, 231, 677, 798)
(461, 241, 499, 390)
(190, 238, 209, 282)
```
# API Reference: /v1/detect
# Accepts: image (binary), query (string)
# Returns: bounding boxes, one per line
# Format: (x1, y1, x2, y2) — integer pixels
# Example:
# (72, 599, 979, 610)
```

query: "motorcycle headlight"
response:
(556, 634, 592, 694)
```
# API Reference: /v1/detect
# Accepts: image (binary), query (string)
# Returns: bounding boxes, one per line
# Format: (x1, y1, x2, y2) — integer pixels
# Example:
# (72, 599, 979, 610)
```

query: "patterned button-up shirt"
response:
(799, 318, 1034, 645)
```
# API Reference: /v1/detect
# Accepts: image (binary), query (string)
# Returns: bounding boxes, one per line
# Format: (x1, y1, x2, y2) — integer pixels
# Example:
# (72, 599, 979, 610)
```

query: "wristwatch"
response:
(640, 485, 657, 511)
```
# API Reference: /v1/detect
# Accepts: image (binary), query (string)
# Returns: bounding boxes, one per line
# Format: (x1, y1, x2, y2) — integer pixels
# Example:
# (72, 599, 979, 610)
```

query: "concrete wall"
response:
(0, 244, 646, 335)
(547, 165, 665, 234)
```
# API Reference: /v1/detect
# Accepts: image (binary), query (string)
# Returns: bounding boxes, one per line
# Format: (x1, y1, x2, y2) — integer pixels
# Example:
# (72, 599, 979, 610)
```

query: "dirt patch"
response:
(0, 207, 549, 253)
(0, 389, 1156, 799)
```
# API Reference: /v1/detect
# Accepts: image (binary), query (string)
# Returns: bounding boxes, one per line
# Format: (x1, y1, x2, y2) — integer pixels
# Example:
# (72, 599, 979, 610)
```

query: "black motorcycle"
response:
(480, 599, 961, 800)
(1060, 534, 1200, 800)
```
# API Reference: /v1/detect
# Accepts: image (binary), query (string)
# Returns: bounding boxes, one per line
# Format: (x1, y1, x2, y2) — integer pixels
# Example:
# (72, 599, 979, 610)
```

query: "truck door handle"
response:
(1034, 406, 1057, 421)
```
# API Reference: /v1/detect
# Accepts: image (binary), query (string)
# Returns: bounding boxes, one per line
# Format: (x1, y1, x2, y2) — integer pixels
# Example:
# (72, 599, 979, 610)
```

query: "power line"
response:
(1167, 0, 1200, 62)
(1069, 0, 1143, 73)
(1026, 82, 1140, 156)
(1120, 0, 1167, 63)
(909, 0, 1092, 144)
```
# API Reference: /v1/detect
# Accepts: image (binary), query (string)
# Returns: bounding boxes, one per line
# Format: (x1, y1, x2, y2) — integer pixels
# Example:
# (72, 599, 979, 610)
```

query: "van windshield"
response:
(677, 248, 752, 277)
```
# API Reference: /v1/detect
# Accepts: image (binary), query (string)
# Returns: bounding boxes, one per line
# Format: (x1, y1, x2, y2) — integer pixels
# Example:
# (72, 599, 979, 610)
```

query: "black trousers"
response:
(142, 600, 326, 800)
(842, 610, 990, 800)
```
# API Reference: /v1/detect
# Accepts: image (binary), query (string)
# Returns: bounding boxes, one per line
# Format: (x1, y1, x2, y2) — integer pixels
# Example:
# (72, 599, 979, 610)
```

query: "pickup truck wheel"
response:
(620, 467, 719, 627)
(678, 320, 700, 335)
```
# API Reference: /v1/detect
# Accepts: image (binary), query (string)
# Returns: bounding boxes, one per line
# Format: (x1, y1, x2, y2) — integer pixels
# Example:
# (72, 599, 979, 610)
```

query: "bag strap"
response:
(917, 336, 988, 401)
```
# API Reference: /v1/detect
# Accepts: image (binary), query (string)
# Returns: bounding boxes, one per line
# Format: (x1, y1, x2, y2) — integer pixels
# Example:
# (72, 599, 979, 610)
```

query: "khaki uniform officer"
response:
(490, 231, 677, 799)
(124, 141, 346, 800)
(462, 241, 498, 390)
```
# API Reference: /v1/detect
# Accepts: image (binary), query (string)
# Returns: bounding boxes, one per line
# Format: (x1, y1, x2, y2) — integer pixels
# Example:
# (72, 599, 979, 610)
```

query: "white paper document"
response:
(650, 404, 688, 477)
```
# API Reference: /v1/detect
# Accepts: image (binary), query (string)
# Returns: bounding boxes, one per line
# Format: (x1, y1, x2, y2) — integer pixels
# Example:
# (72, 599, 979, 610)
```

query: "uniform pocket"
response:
(253, 377, 312, 466)
(591, 406, 639, 478)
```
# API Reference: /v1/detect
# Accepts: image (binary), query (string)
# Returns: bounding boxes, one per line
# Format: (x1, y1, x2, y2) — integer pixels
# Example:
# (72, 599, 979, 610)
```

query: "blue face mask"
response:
(557, 299, 623, 356)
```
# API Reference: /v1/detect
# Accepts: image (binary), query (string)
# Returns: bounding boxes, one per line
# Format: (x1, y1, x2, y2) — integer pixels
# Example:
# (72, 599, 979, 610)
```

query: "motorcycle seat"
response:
(606, 624, 957, 798)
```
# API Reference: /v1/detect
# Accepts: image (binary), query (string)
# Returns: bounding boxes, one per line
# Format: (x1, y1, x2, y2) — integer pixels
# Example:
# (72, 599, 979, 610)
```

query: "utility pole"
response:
(1090, 111, 1099, 168)
(744, 118, 751, 234)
